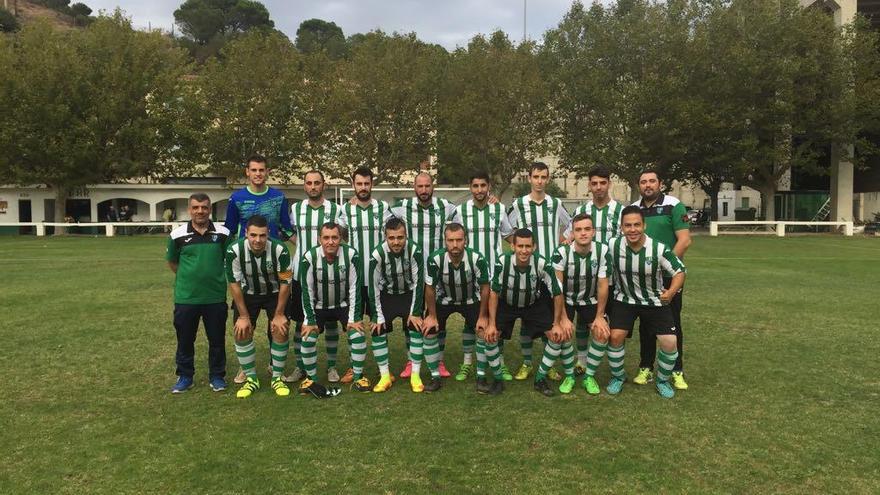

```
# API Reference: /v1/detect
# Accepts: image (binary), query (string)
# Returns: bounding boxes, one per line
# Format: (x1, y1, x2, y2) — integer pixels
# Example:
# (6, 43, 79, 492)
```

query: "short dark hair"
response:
(571, 213, 593, 226)
(444, 222, 467, 236)
(246, 154, 267, 167)
(587, 166, 611, 180)
(351, 166, 374, 182)
(512, 228, 534, 242)
(189, 193, 210, 204)
(304, 169, 325, 182)
(639, 169, 661, 182)
(621, 205, 644, 219)
(246, 214, 268, 229)
(470, 171, 491, 184)
(385, 217, 406, 233)
(529, 162, 550, 175)
(320, 222, 341, 235)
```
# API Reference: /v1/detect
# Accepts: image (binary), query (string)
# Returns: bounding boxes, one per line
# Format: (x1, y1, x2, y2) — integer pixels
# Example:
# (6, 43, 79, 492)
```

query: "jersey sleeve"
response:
(348, 249, 363, 322)
(672, 202, 690, 231)
(288, 204, 299, 241)
(336, 204, 349, 229)
(451, 206, 463, 225)
(381, 201, 393, 223)
(225, 245, 241, 284)
(499, 206, 514, 238)
(277, 243, 293, 284)
(389, 201, 406, 221)
(557, 201, 572, 238)
(425, 252, 439, 286)
(165, 236, 180, 263)
(540, 256, 563, 296)
(223, 198, 240, 237)
(551, 245, 566, 272)
(562, 204, 586, 237)
(368, 250, 383, 323)
(507, 201, 521, 229)
(491, 256, 505, 293)
(659, 245, 685, 277)
(597, 244, 609, 279)
(278, 197, 293, 241)
(299, 254, 317, 326)
(410, 246, 425, 316)
(444, 200, 457, 221)
(475, 254, 489, 285)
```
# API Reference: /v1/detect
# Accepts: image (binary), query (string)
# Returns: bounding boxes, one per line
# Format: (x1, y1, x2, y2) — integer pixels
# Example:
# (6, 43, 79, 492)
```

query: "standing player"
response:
(483, 229, 571, 397)
(507, 162, 572, 380)
(299, 222, 370, 392)
(422, 223, 491, 393)
(166, 193, 231, 393)
(566, 166, 623, 375)
(225, 215, 292, 398)
(368, 218, 424, 392)
(552, 213, 612, 394)
(450, 171, 514, 382)
(633, 170, 691, 390)
(390, 172, 457, 378)
(284, 170, 347, 384)
(224, 154, 293, 241)
(605, 206, 685, 399)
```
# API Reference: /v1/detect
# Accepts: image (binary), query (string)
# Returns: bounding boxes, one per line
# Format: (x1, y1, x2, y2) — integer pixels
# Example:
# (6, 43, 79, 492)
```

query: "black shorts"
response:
(609, 300, 676, 336)
(303, 307, 349, 335)
(287, 280, 305, 322)
(565, 304, 598, 325)
(496, 295, 554, 340)
(377, 291, 416, 335)
(232, 293, 280, 327)
(434, 301, 480, 337)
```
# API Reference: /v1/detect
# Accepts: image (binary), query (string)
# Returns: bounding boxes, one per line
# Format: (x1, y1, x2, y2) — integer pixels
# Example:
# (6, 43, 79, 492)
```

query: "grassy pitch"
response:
(1, 235, 878, 494)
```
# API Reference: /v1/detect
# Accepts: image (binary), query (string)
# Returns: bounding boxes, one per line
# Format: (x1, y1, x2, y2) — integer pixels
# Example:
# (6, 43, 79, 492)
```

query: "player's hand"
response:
(487, 193, 499, 205)
(660, 290, 673, 305)
(407, 315, 423, 331)
(475, 315, 489, 333)
(371, 321, 385, 335)
(560, 236, 573, 246)
(271, 314, 289, 339)
(421, 315, 438, 336)
(591, 317, 610, 341)
(547, 325, 565, 344)
(234, 317, 252, 341)
(301, 324, 318, 337)
(558, 316, 574, 340)
(347, 321, 365, 334)
(484, 325, 499, 344)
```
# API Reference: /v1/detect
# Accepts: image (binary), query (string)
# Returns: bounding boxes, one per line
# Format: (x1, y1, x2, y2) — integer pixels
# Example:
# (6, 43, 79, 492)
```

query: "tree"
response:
(295, 18, 347, 59)
(69, 2, 91, 16)
(436, 31, 554, 194)
(173, 0, 274, 45)
(0, 7, 18, 32)
(323, 31, 445, 184)
(0, 14, 191, 232)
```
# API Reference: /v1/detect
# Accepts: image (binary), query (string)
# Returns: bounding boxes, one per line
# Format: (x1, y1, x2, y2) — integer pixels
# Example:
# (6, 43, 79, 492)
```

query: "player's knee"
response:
(658, 335, 677, 352)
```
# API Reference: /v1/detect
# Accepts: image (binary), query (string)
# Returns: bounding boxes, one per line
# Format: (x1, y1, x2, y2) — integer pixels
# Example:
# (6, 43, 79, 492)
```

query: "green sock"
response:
(657, 349, 678, 383)
(585, 340, 607, 377)
(424, 336, 441, 378)
(409, 330, 423, 375)
(607, 344, 626, 379)
(462, 325, 476, 364)
(270, 340, 288, 378)
(325, 324, 339, 368)
(536, 341, 562, 381)
(235, 338, 257, 378)
(575, 319, 589, 366)
(300, 333, 318, 379)
(520, 334, 533, 365)
(347, 329, 367, 380)
(371, 334, 390, 376)
(560, 341, 576, 377)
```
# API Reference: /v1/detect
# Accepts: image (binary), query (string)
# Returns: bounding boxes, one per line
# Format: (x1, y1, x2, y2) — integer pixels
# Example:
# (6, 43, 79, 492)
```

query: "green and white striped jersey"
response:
(368, 240, 424, 323)
(452, 200, 513, 277)
(491, 252, 562, 308)
(290, 199, 346, 278)
(390, 197, 457, 273)
(507, 195, 571, 259)
(609, 235, 685, 307)
(342, 198, 392, 286)
(425, 247, 489, 306)
(567, 199, 624, 244)
(299, 244, 362, 325)
(551, 242, 610, 306)
(225, 238, 293, 296)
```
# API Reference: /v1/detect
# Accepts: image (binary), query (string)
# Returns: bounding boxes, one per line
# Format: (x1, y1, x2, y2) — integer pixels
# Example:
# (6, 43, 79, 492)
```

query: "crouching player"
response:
(484, 229, 572, 397)
(368, 218, 425, 392)
(606, 206, 685, 399)
(225, 215, 293, 398)
(552, 213, 612, 395)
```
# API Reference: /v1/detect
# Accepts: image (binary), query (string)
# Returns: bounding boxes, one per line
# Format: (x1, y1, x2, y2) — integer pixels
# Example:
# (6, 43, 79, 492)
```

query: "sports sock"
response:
(462, 325, 476, 365)
(269, 339, 288, 378)
(293, 323, 304, 370)
(560, 341, 576, 377)
(520, 334, 533, 366)
(235, 339, 257, 378)
(325, 324, 339, 368)
(438, 329, 447, 361)
(585, 339, 608, 377)
(424, 335, 441, 378)
(300, 333, 319, 379)
(535, 340, 562, 381)
(657, 349, 678, 383)
(347, 329, 367, 380)
(607, 344, 626, 379)
(484, 340, 504, 380)
(575, 319, 590, 366)
(409, 330, 423, 375)
(371, 334, 390, 376)
(475, 339, 487, 377)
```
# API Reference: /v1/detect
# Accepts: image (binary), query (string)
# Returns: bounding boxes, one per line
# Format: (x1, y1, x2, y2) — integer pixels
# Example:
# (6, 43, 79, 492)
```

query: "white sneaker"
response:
(282, 367, 305, 383)
(327, 367, 340, 383)
(233, 369, 247, 384)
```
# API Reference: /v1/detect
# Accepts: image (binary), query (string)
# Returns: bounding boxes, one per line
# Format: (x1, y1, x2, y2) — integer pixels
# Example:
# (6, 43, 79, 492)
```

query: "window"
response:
(722, 202, 729, 217)
(741, 197, 750, 208)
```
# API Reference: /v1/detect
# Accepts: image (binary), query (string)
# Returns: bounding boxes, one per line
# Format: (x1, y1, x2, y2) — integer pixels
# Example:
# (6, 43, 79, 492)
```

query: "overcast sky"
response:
(84, 0, 578, 49)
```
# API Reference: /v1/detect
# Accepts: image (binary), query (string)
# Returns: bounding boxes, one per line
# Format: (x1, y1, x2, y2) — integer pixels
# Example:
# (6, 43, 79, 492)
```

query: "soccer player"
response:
(225, 215, 293, 398)
(284, 170, 347, 384)
(606, 205, 685, 399)
(566, 166, 623, 375)
(422, 223, 491, 393)
(451, 171, 514, 382)
(299, 222, 370, 392)
(224, 154, 293, 240)
(552, 213, 612, 394)
(484, 228, 571, 397)
(507, 162, 572, 380)
(368, 217, 424, 392)
(166, 193, 231, 393)
(633, 169, 691, 390)
(390, 172, 457, 378)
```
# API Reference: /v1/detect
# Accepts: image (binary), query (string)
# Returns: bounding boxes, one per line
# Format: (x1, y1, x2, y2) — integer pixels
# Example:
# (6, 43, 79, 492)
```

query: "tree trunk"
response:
(628, 177, 640, 202)
(759, 184, 777, 223)
(707, 187, 721, 222)
(53, 186, 69, 236)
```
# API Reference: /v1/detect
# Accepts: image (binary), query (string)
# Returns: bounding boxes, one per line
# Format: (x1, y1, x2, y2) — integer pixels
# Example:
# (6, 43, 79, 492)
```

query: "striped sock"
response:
(409, 330, 423, 375)
(293, 324, 304, 370)
(585, 340, 607, 377)
(575, 319, 590, 366)
(560, 341, 576, 377)
(475, 339, 487, 377)
(462, 325, 476, 365)
(347, 329, 367, 380)
(270, 340, 288, 378)
(325, 325, 339, 368)
(485, 341, 504, 379)
(657, 349, 678, 383)
(536, 341, 562, 381)
(300, 333, 319, 379)
(520, 334, 533, 366)
(424, 336, 441, 378)
(607, 344, 626, 378)
(371, 334, 390, 376)
(235, 339, 257, 378)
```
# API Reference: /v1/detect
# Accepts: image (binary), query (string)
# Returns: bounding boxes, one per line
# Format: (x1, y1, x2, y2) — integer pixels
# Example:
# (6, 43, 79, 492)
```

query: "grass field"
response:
(1, 235, 878, 494)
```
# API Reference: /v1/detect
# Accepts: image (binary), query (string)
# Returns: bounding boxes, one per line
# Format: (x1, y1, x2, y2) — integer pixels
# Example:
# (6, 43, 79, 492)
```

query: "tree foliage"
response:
(174, 0, 274, 45)
(295, 18, 347, 59)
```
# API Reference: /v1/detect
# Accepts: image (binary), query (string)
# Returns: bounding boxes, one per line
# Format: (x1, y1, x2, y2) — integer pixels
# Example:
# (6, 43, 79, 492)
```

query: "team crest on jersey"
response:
(211, 234, 218, 242)
(591, 260, 598, 268)
(645, 258, 652, 266)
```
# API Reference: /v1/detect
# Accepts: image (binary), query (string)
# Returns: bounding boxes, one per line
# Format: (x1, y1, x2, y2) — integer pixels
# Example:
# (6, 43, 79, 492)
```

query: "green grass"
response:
(1, 235, 878, 494)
